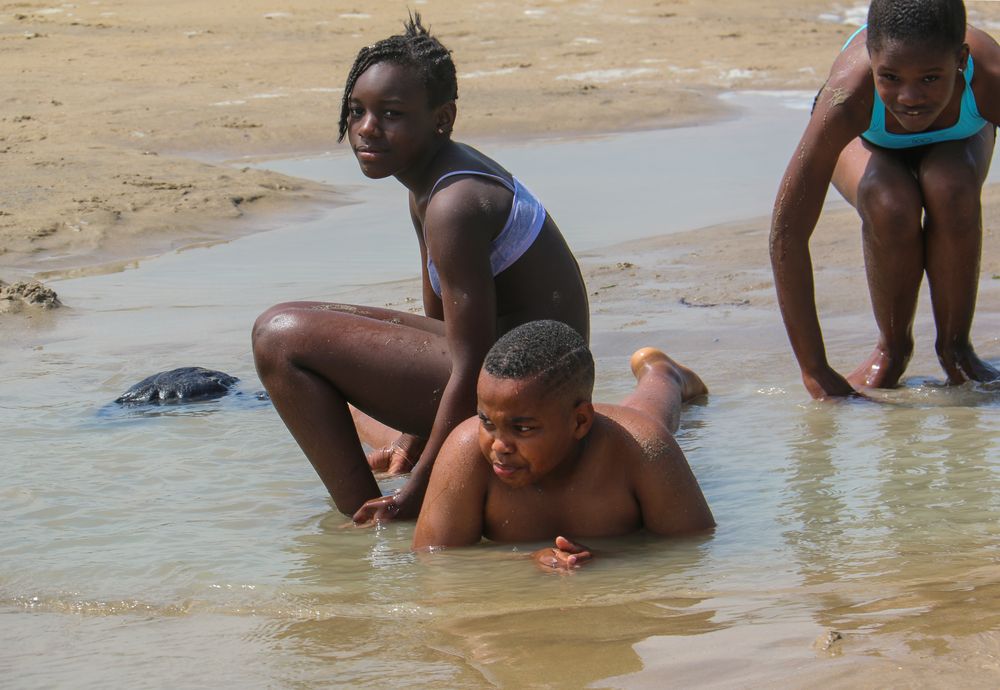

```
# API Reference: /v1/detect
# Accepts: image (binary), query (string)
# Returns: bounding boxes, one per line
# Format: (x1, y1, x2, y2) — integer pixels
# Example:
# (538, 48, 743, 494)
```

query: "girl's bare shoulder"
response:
(814, 39, 875, 121)
(969, 26, 1000, 123)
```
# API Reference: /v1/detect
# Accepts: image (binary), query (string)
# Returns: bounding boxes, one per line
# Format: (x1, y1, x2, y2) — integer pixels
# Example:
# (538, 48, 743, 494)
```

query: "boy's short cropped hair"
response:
(483, 320, 595, 400)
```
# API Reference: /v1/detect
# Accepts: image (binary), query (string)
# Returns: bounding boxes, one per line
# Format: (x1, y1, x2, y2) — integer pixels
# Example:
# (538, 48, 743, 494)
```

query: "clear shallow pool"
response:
(3, 93, 1000, 688)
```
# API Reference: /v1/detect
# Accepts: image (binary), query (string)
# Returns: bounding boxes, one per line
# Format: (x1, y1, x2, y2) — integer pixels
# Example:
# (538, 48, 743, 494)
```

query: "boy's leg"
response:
(918, 126, 1000, 383)
(832, 138, 924, 388)
(252, 302, 450, 514)
(622, 348, 707, 434)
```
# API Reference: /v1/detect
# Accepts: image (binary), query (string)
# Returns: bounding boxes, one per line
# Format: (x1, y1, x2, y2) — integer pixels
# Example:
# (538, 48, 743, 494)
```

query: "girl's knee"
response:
(252, 303, 306, 367)
(920, 167, 982, 222)
(856, 175, 921, 236)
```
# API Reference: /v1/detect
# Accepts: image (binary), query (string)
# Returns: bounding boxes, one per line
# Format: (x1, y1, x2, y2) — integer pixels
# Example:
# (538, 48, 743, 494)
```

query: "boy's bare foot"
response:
(630, 347, 708, 401)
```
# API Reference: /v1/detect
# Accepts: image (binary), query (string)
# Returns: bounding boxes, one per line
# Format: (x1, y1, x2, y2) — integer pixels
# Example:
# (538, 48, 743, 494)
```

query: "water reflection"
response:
(780, 393, 1000, 668)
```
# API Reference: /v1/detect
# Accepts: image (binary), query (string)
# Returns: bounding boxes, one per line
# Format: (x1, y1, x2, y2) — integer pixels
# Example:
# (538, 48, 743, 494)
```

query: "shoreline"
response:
(0, 0, 881, 284)
(3, 1, 999, 306)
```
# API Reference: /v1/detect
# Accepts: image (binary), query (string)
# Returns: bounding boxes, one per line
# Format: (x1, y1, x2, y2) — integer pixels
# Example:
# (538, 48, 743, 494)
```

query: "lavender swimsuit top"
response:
(425, 170, 547, 298)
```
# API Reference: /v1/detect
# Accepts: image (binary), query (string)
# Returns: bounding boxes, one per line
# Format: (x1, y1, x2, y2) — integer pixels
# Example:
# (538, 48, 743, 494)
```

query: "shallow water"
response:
(3, 93, 1000, 688)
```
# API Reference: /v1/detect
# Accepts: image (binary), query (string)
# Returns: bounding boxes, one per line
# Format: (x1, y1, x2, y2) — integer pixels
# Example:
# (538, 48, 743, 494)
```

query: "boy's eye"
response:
(922, 75, 939, 83)
(383, 109, 402, 118)
(348, 106, 364, 119)
(514, 425, 535, 433)
(478, 414, 494, 429)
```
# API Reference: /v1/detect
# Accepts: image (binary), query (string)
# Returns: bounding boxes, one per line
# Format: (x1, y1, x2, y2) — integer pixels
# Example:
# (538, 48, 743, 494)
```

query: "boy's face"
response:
(869, 39, 968, 133)
(476, 371, 593, 489)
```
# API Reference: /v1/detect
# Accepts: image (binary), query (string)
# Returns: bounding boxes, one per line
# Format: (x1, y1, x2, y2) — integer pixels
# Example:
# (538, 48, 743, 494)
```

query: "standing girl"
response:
(252, 16, 589, 520)
(770, 0, 1000, 398)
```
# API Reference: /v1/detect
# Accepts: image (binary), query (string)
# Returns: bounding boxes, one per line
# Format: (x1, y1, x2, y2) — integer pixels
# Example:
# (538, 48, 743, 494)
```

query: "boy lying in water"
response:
(411, 320, 715, 569)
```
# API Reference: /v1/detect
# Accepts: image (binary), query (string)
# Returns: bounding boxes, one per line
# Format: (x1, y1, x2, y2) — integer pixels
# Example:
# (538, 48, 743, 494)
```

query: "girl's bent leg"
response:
(919, 127, 1000, 384)
(832, 139, 924, 389)
(251, 301, 450, 514)
(623, 348, 707, 434)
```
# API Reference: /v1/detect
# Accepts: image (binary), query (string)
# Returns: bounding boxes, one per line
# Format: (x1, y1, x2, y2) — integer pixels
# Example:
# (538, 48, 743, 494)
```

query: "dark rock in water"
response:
(115, 367, 239, 404)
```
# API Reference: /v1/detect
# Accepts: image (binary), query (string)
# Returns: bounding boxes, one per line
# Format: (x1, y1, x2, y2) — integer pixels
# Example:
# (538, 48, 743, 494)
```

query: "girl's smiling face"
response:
(869, 39, 968, 133)
(346, 61, 450, 180)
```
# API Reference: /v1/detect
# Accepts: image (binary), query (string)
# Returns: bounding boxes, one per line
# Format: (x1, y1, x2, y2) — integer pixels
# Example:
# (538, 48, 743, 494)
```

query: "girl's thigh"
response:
(918, 125, 995, 193)
(831, 138, 920, 209)
(260, 302, 452, 434)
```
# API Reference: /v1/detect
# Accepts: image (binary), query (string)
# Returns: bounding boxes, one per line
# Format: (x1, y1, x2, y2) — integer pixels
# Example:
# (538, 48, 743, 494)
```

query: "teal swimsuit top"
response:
(843, 25, 990, 149)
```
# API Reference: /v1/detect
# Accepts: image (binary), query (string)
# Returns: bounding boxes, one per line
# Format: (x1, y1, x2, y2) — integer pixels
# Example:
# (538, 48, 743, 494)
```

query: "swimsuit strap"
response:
(428, 170, 515, 198)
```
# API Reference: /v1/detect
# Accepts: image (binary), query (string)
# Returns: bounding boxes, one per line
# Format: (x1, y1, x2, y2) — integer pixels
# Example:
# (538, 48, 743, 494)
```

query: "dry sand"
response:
(1, 0, 998, 323)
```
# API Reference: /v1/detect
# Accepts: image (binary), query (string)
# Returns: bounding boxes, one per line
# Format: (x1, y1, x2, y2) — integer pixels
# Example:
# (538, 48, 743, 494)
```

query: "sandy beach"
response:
(4, 3, 1000, 687)
(4, 0, 984, 278)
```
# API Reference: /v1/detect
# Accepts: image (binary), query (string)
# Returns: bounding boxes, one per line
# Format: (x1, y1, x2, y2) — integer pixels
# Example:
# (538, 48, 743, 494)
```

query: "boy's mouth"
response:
(491, 461, 524, 480)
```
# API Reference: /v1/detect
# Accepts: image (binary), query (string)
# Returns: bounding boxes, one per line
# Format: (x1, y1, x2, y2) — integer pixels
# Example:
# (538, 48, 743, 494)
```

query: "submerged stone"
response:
(115, 367, 239, 404)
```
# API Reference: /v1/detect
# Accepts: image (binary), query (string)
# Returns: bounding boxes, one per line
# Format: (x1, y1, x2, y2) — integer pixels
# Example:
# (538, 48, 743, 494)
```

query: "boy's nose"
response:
(491, 435, 514, 455)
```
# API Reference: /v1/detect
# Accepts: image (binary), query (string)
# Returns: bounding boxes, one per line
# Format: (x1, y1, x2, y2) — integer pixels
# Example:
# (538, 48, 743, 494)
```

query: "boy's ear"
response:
(435, 101, 457, 136)
(572, 400, 595, 440)
(958, 43, 970, 70)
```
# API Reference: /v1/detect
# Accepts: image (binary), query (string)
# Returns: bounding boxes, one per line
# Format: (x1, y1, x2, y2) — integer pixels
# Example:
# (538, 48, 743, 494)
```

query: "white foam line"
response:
(555, 67, 657, 82)
(460, 67, 520, 79)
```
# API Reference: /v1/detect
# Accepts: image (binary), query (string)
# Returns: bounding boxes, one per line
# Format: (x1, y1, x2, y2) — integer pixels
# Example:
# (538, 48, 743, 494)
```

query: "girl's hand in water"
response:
(532, 536, 593, 571)
(352, 485, 421, 525)
(352, 494, 400, 526)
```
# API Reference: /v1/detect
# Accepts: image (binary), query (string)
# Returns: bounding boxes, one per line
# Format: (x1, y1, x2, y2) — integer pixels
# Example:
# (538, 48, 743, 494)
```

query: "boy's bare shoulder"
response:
(592, 404, 678, 464)
(438, 416, 485, 464)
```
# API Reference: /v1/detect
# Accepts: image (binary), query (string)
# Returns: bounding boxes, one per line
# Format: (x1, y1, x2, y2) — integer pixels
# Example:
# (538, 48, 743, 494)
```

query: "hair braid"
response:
(338, 13, 458, 142)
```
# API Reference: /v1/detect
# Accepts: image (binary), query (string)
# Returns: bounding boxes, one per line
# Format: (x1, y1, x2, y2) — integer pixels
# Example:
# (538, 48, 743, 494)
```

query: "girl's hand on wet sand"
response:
(532, 536, 593, 571)
(802, 366, 859, 400)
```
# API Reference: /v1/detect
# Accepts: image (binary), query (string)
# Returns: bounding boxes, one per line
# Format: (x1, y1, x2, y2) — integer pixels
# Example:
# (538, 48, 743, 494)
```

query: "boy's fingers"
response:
(555, 535, 590, 554)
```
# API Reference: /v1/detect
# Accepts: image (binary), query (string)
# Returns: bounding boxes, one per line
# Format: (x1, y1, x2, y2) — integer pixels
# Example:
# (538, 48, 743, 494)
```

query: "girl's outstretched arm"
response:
(770, 64, 869, 399)
(354, 178, 504, 522)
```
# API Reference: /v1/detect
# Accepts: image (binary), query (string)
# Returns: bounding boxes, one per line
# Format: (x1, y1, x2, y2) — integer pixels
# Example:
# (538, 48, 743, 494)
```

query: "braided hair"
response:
(484, 320, 595, 402)
(867, 0, 966, 54)
(338, 13, 458, 142)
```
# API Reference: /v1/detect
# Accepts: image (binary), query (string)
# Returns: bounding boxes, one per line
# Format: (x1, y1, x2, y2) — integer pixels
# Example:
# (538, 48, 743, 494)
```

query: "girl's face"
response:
(869, 39, 968, 132)
(346, 61, 446, 179)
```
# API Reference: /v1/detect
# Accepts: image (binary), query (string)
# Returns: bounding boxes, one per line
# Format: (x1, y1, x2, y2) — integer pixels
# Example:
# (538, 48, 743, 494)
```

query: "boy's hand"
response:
(532, 536, 593, 571)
